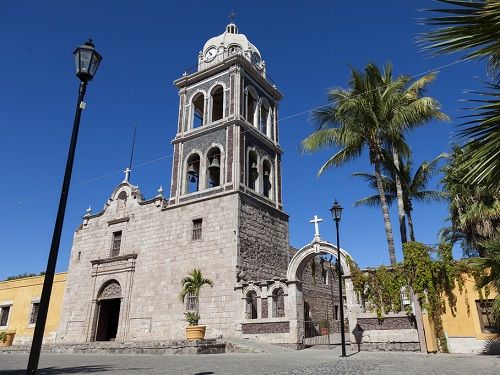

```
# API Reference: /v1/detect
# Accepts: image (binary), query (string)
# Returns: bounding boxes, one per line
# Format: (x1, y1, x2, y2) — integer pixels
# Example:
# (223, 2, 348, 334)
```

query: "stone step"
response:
(0, 339, 225, 355)
(222, 338, 294, 353)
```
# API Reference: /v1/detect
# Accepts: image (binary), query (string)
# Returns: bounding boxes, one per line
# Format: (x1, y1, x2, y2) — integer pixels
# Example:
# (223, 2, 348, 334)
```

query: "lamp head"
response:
(74, 39, 102, 82)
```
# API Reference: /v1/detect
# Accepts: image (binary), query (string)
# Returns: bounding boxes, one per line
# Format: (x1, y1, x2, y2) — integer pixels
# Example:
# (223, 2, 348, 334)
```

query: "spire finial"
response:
(229, 10, 236, 24)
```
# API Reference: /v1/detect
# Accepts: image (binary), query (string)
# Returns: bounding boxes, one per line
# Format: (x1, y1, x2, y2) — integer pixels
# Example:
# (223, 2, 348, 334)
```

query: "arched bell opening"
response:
(262, 159, 272, 199)
(192, 93, 205, 129)
(247, 150, 259, 192)
(210, 85, 224, 123)
(206, 147, 222, 188)
(186, 153, 201, 194)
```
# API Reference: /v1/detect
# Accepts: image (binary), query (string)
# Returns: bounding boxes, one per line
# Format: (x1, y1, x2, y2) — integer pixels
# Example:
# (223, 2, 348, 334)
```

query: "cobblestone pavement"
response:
(0, 347, 498, 374)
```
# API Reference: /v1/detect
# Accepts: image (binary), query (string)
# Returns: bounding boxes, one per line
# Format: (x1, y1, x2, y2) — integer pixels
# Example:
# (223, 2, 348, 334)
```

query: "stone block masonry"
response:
(238, 194, 289, 281)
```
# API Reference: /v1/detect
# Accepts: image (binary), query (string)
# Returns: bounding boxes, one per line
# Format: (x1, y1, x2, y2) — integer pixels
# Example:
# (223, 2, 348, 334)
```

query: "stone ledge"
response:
(0, 340, 225, 355)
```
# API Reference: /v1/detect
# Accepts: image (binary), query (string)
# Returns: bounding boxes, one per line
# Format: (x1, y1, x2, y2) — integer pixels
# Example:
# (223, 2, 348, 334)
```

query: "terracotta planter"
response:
(320, 327, 329, 336)
(0, 332, 15, 347)
(185, 325, 206, 341)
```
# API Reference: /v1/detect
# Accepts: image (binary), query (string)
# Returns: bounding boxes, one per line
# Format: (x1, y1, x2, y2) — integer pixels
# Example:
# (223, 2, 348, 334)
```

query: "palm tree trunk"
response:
(374, 160, 397, 264)
(392, 150, 408, 244)
(407, 209, 416, 242)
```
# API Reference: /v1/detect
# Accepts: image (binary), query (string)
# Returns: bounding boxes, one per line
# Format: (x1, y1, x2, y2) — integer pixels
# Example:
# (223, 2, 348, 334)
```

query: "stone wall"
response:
(241, 321, 290, 334)
(356, 316, 416, 331)
(238, 194, 289, 281)
(353, 313, 420, 352)
(57, 184, 241, 343)
(300, 257, 343, 330)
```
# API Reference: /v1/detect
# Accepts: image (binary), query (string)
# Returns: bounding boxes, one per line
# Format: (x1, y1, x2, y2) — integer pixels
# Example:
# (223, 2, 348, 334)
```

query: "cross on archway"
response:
(309, 215, 323, 239)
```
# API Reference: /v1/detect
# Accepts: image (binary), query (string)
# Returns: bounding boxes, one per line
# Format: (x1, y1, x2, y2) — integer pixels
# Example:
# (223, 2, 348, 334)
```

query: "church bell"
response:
(250, 162, 259, 180)
(208, 157, 220, 171)
(187, 164, 198, 182)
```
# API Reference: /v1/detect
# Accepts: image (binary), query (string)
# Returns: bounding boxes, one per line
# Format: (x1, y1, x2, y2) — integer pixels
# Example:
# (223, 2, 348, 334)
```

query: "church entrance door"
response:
(93, 280, 122, 342)
(95, 298, 121, 341)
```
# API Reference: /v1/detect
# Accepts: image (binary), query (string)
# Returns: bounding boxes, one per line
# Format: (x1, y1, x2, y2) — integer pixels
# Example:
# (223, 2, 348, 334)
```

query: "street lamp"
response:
(330, 199, 346, 357)
(27, 40, 102, 375)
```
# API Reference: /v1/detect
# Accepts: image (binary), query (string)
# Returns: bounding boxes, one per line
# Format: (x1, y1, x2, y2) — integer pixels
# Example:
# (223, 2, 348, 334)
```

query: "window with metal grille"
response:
(192, 219, 202, 240)
(246, 291, 258, 319)
(110, 231, 122, 257)
(29, 302, 39, 325)
(186, 291, 198, 312)
(476, 299, 499, 332)
(272, 288, 285, 318)
(0, 306, 11, 327)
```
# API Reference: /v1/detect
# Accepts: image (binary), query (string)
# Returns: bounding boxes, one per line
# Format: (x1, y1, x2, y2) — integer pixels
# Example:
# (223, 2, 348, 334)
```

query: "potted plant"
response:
(179, 268, 213, 341)
(319, 320, 329, 336)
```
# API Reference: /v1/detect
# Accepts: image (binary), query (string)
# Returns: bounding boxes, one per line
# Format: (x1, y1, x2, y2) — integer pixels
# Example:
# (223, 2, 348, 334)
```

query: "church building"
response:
(57, 22, 303, 344)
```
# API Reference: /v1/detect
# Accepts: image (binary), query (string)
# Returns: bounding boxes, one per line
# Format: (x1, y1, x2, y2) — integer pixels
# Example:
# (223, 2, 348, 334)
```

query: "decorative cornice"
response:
(107, 217, 130, 226)
(90, 253, 138, 265)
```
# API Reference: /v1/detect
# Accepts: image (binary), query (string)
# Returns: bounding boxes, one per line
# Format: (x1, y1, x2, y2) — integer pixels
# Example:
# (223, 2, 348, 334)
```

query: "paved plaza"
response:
(0, 347, 498, 374)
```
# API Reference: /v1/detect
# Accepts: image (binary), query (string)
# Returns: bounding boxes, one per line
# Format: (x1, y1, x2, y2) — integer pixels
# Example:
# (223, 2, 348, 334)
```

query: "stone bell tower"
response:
(169, 22, 289, 281)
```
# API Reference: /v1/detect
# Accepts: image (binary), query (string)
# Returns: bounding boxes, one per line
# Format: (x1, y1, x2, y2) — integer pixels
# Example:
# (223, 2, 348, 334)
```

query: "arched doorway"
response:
(94, 280, 122, 341)
(286, 239, 362, 346)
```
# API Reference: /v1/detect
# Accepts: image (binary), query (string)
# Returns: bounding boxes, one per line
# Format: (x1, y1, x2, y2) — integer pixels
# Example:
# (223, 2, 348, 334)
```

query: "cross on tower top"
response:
(309, 215, 323, 240)
(229, 11, 237, 23)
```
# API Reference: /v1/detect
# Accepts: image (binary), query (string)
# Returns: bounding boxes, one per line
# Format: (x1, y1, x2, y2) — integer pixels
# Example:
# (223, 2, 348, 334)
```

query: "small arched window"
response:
(272, 288, 285, 318)
(228, 44, 242, 55)
(207, 147, 222, 188)
(192, 93, 205, 129)
(186, 154, 201, 193)
(116, 191, 127, 213)
(245, 87, 257, 126)
(248, 150, 258, 191)
(210, 85, 224, 123)
(246, 290, 258, 319)
(262, 159, 272, 199)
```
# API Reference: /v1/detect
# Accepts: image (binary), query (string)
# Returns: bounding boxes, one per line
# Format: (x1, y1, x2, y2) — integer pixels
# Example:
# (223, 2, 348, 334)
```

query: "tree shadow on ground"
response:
(0, 364, 151, 374)
(481, 338, 500, 356)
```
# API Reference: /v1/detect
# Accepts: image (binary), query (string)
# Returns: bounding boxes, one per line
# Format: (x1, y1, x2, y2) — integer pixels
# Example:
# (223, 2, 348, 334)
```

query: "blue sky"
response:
(0, 1, 486, 280)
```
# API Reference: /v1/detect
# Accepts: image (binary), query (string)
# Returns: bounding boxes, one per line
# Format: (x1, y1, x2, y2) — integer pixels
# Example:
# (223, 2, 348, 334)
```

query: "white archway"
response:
(286, 238, 362, 346)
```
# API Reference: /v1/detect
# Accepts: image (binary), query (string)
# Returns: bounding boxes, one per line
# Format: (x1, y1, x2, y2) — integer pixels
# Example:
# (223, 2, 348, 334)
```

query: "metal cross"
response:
(229, 11, 237, 23)
(309, 215, 323, 239)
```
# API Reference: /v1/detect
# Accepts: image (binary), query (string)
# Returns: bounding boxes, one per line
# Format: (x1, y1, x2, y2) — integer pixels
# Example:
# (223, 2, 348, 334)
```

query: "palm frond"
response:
(422, 0, 500, 75)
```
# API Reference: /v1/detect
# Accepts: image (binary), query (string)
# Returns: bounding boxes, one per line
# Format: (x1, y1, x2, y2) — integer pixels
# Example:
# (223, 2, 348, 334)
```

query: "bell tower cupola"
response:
(170, 22, 284, 212)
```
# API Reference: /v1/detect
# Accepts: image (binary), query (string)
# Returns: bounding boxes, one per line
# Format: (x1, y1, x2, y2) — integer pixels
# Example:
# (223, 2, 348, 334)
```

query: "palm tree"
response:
(179, 268, 213, 318)
(440, 146, 500, 256)
(388, 73, 448, 243)
(423, 0, 500, 188)
(353, 154, 447, 242)
(302, 63, 446, 263)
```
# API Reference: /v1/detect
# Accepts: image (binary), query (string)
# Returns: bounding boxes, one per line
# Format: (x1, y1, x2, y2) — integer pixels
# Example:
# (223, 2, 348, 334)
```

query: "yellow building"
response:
(422, 274, 499, 354)
(0, 272, 66, 345)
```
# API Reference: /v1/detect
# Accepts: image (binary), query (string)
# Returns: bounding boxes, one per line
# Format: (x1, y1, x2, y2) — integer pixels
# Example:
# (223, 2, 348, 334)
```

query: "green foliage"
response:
(422, 0, 500, 188)
(179, 268, 213, 325)
(5, 272, 44, 281)
(302, 62, 447, 264)
(0, 332, 5, 343)
(184, 312, 200, 326)
(347, 242, 487, 352)
(440, 146, 500, 256)
(353, 153, 447, 241)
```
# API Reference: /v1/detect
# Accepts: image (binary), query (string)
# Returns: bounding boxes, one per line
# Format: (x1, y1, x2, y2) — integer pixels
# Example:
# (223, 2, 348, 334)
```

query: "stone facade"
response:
(57, 23, 292, 345)
(238, 194, 289, 281)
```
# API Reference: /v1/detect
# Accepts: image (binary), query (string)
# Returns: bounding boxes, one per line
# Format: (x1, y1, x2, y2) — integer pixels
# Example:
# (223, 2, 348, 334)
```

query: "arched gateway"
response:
(286, 238, 363, 346)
